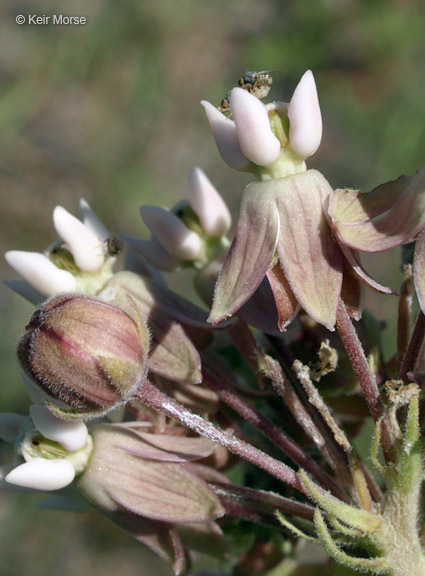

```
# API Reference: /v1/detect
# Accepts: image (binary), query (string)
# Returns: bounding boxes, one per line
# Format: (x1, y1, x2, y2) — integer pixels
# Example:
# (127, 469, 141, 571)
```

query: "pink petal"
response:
(231, 88, 281, 167)
(208, 183, 280, 325)
(275, 170, 343, 330)
(330, 170, 425, 252)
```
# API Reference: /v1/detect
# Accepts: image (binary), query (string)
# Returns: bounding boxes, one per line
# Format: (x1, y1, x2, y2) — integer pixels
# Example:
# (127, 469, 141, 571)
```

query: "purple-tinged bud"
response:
(287, 70, 322, 159)
(18, 294, 150, 419)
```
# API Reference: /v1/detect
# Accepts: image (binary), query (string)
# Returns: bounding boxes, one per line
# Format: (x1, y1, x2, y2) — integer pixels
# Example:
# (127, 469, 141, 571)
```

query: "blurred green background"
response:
(0, 0, 424, 574)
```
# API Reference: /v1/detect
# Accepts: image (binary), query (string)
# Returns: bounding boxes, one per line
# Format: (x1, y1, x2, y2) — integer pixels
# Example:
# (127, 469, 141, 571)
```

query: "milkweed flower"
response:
(0, 404, 91, 491)
(126, 167, 231, 271)
(203, 71, 425, 331)
(5, 199, 117, 299)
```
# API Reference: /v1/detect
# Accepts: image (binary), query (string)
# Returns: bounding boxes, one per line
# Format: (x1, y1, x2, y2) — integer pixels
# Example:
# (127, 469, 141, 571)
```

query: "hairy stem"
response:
(137, 380, 305, 493)
(336, 301, 396, 463)
(203, 359, 348, 501)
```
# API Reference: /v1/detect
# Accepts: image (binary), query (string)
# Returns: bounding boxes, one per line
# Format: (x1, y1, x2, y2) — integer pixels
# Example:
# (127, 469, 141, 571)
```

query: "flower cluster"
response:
(2, 68, 425, 576)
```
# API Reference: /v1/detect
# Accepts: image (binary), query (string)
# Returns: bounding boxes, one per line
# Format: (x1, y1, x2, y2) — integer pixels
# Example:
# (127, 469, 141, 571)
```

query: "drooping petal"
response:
(208, 184, 280, 325)
(0, 413, 27, 444)
(140, 206, 202, 261)
(201, 100, 249, 171)
(231, 88, 281, 167)
(330, 169, 425, 252)
(77, 425, 225, 523)
(275, 170, 343, 330)
(338, 244, 394, 295)
(29, 405, 88, 452)
(189, 167, 231, 236)
(96, 423, 215, 462)
(53, 206, 105, 271)
(5, 458, 75, 491)
(266, 262, 300, 331)
(79, 199, 110, 241)
(5, 251, 77, 297)
(414, 230, 425, 314)
(287, 70, 322, 159)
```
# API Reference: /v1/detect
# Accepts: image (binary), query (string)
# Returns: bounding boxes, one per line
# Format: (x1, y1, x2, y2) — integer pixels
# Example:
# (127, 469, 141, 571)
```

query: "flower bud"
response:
(18, 294, 150, 419)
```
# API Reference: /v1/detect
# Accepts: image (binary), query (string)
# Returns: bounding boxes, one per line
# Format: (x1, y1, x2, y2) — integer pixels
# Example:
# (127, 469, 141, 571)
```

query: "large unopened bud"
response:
(18, 294, 149, 419)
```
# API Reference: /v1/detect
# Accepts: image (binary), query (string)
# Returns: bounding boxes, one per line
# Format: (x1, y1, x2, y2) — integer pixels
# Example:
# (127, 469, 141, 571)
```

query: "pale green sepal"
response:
(275, 510, 318, 543)
(314, 509, 388, 575)
(300, 470, 382, 533)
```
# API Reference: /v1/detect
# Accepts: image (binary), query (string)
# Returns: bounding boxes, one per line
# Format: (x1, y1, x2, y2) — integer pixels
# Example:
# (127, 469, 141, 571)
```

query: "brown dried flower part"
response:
(18, 293, 150, 419)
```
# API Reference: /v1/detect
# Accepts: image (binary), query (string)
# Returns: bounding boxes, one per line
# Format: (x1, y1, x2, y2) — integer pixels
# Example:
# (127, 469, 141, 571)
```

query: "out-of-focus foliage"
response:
(0, 0, 424, 574)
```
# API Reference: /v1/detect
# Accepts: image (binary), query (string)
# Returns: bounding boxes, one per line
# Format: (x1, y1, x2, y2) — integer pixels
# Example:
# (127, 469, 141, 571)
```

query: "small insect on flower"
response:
(218, 70, 274, 113)
(104, 236, 124, 256)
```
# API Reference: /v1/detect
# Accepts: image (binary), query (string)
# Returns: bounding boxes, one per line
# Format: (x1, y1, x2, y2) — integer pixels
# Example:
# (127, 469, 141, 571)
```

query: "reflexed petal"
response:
(275, 170, 343, 330)
(231, 88, 281, 166)
(96, 423, 215, 462)
(53, 206, 105, 271)
(5, 251, 77, 297)
(208, 184, 280, 325)
(338, 244, 394, 295)
(201, 100, 249, 171)
(266, 262, 300, 331)
(77, 426, 225, 523)
(29, 405, 88, 452)
(0, 413, 27, 444)
(288, 70, 322, 159)
(330, 170, 425, 252)
(414, 230, 425, 314)
(79, 199, 110, 241)
(189, 167, 231, 236)
(5, 458, 75, 491)
(140, 206, 202, 261)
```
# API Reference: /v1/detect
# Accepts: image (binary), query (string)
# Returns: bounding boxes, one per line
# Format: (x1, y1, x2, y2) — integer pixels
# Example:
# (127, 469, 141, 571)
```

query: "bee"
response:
(104, 236, 124, 256)
(218, 70, 274, 113)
